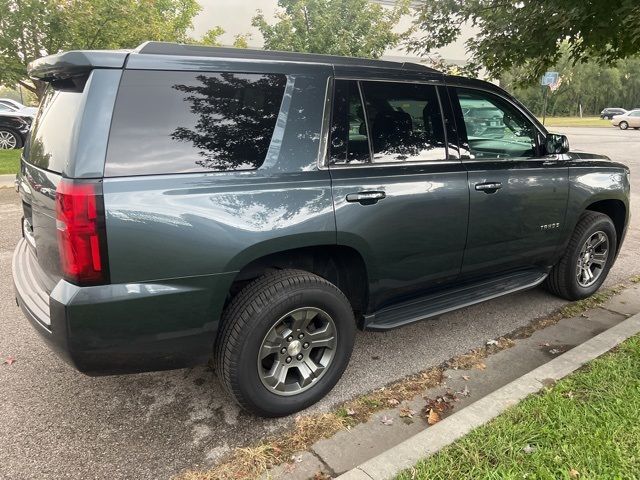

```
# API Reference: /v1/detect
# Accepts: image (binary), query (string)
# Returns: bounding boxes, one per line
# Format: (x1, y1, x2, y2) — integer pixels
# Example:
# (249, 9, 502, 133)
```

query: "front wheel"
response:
(619, 121, 629, 130)
(215, 269, 355, 417)
(545, 212, 617, 300)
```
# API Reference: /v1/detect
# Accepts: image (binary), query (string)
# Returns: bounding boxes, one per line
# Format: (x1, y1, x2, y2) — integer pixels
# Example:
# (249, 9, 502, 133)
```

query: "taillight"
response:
(55, 179, 109, 285)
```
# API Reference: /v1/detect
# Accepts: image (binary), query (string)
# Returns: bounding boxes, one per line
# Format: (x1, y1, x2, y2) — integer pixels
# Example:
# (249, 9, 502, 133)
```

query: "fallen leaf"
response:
(569, 468, 580, 478)
(399, 408, 416, 418)
(462, 375, 470, 381)
(3, 356, 15, 366)
(456, 385, 470, 397)
(387, 398, 400, 406)
(474, 362, 486, 370)
(427, 409, 440, 425)
(380, 415, 394, 426)
(523, 444, 536, 454)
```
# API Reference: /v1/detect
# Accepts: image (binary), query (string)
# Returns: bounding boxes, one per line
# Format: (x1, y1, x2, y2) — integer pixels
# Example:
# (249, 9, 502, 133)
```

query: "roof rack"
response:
(135, 41, 439, 73)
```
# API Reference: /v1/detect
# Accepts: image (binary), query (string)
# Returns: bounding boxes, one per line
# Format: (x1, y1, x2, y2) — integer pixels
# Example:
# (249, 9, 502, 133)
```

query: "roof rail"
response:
(135, 41, 439, 73)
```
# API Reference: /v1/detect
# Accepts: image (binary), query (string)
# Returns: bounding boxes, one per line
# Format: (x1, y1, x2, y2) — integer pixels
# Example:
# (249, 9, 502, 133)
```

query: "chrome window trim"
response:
(317, 76, 333, 170)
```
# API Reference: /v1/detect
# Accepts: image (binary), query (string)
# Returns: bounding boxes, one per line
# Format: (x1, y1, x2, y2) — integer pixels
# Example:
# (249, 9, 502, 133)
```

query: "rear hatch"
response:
(17, 50, 127, 293)
(19, 80, 88, 292)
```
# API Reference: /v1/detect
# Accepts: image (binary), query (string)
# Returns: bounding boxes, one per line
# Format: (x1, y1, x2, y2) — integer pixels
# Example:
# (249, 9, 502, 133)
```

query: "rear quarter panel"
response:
(103, 69, 335, 284)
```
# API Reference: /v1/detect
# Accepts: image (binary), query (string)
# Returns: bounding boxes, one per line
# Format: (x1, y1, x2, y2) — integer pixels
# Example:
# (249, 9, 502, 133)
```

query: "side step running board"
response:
(364, 270, 548, 331)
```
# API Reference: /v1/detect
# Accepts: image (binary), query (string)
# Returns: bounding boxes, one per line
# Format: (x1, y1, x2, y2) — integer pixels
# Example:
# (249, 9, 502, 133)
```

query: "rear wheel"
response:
(0, 128, 21, 149)
(545, 212, 617, 300)
(619, 121, 629, 130)
(215, 269, 355, 417)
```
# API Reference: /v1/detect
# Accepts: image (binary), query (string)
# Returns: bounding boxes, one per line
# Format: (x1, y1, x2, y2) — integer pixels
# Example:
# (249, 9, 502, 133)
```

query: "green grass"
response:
(398, 335, 640, 480)
(538, 116, 612, 128)
(0, 148, 21, 175)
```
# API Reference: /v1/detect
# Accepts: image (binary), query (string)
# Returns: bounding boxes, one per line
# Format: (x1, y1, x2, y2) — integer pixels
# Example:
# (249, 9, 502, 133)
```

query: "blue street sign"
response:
(541, 71, 559, 86)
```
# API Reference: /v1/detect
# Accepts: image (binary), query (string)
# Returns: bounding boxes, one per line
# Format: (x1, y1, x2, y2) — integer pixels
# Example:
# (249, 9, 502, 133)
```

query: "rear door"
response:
(447, 85, 569, 278)
(328, 76, 469, 310)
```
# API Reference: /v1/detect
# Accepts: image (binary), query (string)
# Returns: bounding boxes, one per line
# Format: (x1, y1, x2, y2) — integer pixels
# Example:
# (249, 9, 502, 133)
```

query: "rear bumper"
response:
(12, 238, 236, 375)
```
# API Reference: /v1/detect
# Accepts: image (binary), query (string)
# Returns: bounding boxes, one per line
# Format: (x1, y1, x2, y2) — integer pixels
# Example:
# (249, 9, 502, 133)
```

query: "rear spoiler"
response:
(28, 50, 130, 82)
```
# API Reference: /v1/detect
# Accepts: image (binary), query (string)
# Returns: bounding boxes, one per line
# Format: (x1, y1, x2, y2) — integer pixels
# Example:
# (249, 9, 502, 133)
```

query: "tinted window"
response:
(105, 71, 287, 176)
(329, 80, 370, 164)
(454, 88, 536, 159)
(25, 86, 85, 173)
(361, 81, 446, 163)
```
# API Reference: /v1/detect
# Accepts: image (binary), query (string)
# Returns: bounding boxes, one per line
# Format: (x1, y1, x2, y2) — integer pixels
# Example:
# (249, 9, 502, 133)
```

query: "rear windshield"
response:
(24, 85, 85, 174)
(105, 70, 287, 176)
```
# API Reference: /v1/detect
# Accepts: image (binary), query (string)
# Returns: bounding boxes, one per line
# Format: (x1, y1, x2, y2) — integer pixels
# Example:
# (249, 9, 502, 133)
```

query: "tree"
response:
(197, 28, 250, 49)
(0, 0, 201, 100)
(252, 0, 408, 59)
(408, 0, 640, 82)
(500, 49, 640, 117)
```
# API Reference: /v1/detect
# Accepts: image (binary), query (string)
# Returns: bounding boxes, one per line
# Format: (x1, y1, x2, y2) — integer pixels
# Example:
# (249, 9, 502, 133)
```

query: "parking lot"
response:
(0, 126, 638, 480)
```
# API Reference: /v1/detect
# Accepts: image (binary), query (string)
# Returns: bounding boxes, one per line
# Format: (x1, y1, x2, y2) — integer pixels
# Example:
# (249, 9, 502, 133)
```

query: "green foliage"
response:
(252, 0, 408, 58)
(0, 0, 202, 99)
(0, 149, 21, 175)
(196, 28, 250, 49)
(501, 50, 640, 116)
(408, 0, 640, 82)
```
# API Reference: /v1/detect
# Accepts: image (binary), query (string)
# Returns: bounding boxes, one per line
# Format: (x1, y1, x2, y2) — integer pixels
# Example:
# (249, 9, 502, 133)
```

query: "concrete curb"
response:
(338, 311, 640, 480)
(0, 174, 16, 189)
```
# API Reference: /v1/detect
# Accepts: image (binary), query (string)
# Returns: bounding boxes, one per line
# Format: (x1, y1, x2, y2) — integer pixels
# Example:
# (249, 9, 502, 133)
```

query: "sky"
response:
(191, 0, 473, 63)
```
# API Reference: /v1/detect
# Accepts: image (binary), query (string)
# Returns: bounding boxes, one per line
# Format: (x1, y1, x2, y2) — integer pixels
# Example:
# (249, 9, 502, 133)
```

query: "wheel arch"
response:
(225, 244, 370, 323)
(585, 199, 627, 253)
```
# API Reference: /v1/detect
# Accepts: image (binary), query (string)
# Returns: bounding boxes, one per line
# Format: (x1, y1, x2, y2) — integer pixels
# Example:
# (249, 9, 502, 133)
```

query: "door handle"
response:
(346, 191, 386, 205)
(475, 182, 502, 193)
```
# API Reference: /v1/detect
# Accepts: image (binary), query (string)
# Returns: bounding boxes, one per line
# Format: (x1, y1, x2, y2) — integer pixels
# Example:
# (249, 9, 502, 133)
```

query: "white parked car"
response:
(611, 109, 640, 130)
(0, 98, 38, 118)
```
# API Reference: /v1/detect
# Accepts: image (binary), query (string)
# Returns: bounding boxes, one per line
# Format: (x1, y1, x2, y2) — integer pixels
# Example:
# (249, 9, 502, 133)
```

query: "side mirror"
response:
(545, 133, 569, 154)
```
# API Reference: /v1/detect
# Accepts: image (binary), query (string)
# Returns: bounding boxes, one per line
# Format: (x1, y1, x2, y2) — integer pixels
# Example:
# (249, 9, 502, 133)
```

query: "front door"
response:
(328, 77, 469, 310)
(448, 86, 569, 278)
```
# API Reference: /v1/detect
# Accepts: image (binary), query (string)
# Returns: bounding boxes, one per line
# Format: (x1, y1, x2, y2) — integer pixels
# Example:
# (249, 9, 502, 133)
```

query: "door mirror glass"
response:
(545, 133, 569, 154)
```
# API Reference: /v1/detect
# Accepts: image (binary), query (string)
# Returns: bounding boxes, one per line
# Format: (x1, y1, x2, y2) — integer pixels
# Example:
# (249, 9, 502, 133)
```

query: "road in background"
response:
(0, 127, 637, 479)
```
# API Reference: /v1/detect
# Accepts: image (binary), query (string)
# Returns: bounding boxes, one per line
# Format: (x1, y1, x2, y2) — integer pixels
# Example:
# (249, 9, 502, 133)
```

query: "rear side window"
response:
(105, 71, 287, 176)
(25, 84, 85, 173)
(361, 81, 447, 163)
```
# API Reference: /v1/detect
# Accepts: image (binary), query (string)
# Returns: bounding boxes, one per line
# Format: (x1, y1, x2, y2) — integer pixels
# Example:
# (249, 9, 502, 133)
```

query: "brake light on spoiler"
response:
(55, 179, 109, 285)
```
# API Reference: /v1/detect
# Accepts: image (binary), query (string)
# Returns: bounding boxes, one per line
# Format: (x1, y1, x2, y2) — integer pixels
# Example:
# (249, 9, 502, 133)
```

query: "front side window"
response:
(454, 88, 537, 159)
(106, 71, 287, 176)
(360, 81, 446, 163)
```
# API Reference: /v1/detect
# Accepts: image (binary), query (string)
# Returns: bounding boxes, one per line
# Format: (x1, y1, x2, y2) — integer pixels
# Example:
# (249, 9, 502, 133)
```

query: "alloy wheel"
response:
(257, 307, 337, 396)
(0, 130, 17, 149)
(576, 231, 609, 288)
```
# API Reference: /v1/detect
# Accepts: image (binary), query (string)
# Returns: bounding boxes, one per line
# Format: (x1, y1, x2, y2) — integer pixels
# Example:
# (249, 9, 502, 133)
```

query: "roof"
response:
(136, 41, 439, 73)
(28, 41, 439, 81)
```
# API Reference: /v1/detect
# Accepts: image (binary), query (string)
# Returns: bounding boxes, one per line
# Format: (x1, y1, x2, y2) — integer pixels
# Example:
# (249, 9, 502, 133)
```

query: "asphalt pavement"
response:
(0, 126, 638, 480)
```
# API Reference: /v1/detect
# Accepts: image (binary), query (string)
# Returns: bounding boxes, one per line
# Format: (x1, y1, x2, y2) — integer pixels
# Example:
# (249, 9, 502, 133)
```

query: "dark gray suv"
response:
(13, 42, 630, 417)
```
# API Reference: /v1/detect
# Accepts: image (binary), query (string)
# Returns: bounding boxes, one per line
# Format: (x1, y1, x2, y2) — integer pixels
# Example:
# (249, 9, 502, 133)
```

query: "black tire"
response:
(545, 211, 617, 301)
(215, 269, 355, 417)
(0, 128, 22, 149)
(619, 121, 629, 130)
